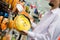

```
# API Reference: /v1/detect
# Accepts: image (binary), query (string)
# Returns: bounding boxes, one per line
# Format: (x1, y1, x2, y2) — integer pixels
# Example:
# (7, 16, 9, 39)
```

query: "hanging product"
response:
(16, 3, 34, 22)
(16, 4, 23, 12)
(1, 18, 8, 31)
(14, 14, 31, 31)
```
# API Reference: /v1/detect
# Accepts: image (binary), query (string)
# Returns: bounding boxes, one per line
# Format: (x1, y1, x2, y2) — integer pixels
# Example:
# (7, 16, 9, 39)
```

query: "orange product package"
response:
(0, 16, 3, 25)
(8, 20, 14, 29)
(1, 18, 8, 31)
(20, 11, 34, 22)
(8, 0, 13, 5)
(11, 0, 19, 9)
(1, 23, 7, 31)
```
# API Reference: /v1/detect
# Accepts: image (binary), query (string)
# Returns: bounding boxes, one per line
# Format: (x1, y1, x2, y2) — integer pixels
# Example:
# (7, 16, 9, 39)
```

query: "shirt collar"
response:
(51, 8, 60, 14)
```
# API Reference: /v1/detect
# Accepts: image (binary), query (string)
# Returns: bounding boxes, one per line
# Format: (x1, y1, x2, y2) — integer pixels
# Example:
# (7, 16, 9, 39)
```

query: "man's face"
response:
(49, 0, 60, 7)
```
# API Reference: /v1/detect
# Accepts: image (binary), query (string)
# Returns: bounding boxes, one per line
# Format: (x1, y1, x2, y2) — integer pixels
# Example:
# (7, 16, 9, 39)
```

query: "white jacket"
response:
(27, 8, 60, 40)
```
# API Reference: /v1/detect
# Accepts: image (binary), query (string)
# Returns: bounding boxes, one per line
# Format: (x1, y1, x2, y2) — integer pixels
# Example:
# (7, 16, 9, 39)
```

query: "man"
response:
(21, 0, 60, 40)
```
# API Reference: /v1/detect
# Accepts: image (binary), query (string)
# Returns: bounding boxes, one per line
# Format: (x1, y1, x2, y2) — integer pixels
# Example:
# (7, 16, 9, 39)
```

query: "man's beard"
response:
(49, 2, 54, 7)
(59, 4, 60, 8)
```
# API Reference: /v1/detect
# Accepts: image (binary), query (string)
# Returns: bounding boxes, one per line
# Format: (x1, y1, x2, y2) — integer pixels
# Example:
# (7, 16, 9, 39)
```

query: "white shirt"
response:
(27, 8, 60, 40)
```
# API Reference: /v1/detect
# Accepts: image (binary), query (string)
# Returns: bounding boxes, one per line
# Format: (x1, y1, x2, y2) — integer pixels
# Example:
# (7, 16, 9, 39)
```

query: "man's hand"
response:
(20, 30, 28, 35)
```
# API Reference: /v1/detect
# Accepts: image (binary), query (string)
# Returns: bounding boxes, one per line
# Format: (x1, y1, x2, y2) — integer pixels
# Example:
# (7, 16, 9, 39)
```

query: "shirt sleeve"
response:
(27, 31, 51, 40)
(28, 15, 60, 40)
